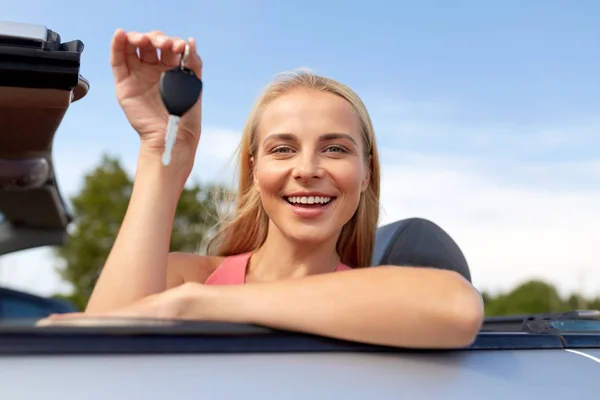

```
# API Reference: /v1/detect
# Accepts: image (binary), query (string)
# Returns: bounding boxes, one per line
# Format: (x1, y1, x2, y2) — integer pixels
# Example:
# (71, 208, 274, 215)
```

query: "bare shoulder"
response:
(166, 251, 225, 288)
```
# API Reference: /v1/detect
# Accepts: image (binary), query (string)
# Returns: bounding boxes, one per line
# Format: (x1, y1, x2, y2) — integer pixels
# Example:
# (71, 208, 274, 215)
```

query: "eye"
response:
(324, 145, 349, 153)
(271, 145, 294, 154)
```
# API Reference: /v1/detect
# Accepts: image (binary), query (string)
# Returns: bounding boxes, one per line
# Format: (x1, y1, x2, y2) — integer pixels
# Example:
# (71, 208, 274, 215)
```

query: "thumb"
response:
(184, 37, 203, 79)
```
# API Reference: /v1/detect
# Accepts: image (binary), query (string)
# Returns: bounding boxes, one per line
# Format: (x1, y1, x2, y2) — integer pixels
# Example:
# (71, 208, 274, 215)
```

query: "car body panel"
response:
(0, 287, 76, 320)
(0, 320, 598, 398)
(0, 349, 599, 399)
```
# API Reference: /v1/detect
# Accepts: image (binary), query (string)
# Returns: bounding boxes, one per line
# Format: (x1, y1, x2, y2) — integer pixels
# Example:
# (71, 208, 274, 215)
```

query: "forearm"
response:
(86, 152, 189, 313)
(203, 266, 484, 349)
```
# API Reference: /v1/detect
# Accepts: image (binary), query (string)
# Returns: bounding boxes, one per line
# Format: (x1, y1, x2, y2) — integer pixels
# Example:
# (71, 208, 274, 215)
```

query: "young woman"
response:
(44, 29, 484, 349)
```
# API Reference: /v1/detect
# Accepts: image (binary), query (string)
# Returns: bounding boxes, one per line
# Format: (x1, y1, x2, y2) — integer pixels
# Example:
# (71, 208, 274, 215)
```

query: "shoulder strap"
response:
(204, 252, 251, 285)
(335, 262, 352, 271)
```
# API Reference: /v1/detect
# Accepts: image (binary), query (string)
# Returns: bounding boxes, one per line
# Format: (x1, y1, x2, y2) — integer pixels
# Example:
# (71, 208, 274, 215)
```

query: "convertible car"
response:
(1, 20, 599, 399)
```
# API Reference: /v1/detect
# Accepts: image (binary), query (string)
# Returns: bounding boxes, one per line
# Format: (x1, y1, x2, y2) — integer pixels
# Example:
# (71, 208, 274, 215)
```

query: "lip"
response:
(283, 192, 337, 198)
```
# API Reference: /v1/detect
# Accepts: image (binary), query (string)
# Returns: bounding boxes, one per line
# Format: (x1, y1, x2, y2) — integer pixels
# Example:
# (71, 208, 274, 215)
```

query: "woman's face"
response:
(252, 87, 371, 245)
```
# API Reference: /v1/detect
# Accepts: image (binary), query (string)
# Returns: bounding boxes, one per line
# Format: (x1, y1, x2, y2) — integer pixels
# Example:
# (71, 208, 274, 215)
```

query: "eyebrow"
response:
(263, 132, 357, 145)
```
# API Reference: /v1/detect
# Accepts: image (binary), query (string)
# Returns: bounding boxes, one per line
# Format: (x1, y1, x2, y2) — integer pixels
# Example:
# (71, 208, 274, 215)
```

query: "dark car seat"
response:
(371, 218, 472, 282)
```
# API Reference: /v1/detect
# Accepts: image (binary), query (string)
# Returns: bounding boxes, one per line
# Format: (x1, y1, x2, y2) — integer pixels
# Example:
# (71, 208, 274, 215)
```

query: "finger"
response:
(49, 312, 86, 319)
(170, 37, 188, 67)
(157, 36, 184, 67)
(124, 31, 145, 67)
(110, 28, 133, 81)
(36, 318, 52, 327)
(133, 34, 159, 65)
(184, 37, 203, 79)
(143, 31, 178, 67)
(36, 312, 84, 327)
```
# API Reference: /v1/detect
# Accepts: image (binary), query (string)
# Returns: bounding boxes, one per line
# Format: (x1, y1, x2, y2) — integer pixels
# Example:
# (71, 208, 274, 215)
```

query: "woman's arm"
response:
(85, 30, 203, 313)
(86, 157, 186, 313)
(185, 265, 484, 349)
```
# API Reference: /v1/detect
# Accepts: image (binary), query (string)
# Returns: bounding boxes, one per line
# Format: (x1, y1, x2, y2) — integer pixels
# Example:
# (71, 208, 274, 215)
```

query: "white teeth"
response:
(287, 196, 332, 205)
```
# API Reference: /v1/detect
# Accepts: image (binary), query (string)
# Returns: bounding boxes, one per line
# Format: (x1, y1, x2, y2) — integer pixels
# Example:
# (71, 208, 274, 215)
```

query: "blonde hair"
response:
(206, 69, 381, 268)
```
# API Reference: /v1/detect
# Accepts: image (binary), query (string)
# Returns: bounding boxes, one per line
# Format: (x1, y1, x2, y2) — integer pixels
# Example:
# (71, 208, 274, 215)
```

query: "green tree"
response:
(53, 154, 230, 310)
(484, 280, 571, 316)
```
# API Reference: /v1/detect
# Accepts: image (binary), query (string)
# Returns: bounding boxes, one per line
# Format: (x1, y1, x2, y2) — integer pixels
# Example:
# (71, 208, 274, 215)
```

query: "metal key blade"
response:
(162, 114, 180, 166)
(158, 42, 203, 168)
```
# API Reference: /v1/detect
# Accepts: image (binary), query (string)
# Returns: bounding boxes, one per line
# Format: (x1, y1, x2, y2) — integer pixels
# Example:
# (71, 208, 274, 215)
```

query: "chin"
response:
(285, 224, 340, 245)
(286, 209, 351, 245)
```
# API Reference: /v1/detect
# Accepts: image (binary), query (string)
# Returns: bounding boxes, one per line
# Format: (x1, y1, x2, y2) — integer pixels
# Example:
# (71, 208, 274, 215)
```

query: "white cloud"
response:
(377, 152, 600, 297)
(365, 92, 599, 157)
(0, 247, 72, 296)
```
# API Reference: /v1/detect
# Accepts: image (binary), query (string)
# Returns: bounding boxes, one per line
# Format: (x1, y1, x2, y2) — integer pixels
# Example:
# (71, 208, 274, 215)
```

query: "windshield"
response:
(550, 320, 600, 332)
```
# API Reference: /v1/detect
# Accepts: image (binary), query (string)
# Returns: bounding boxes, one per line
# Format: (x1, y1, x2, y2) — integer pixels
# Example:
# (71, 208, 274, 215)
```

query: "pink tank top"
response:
(205, 252, 351, 285)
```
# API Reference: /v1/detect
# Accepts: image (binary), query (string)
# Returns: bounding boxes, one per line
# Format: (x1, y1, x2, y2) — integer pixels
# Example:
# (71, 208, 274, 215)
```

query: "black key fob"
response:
(159, 67, 203, 117)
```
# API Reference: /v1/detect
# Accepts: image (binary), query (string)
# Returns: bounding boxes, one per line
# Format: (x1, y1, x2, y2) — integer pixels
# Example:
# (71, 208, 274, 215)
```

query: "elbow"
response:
(443, 272, 484, 348)
(375, 268, 484, 349)
(449, 301, 484, 348)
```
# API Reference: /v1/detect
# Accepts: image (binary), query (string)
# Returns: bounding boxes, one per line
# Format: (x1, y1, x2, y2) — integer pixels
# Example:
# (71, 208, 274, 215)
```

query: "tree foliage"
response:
(483, 280, 600, 317)
(53, 154, 230, 310)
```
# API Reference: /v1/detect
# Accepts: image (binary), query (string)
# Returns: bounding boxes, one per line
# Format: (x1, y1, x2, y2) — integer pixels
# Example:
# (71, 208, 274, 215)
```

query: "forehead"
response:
(257, 88, 361, 141)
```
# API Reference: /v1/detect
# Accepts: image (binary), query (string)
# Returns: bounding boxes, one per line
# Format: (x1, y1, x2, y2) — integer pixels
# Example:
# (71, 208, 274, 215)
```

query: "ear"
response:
(361, 155, 372, 192)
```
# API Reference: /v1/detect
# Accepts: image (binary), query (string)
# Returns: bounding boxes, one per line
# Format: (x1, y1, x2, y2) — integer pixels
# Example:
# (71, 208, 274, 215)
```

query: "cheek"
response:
(254, 161, 288, 197)
(332, 161, 367, 196)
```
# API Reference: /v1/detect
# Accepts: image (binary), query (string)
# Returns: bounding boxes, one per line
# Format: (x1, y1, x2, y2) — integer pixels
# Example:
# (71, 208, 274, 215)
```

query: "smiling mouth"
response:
(285, 195, 336, 208)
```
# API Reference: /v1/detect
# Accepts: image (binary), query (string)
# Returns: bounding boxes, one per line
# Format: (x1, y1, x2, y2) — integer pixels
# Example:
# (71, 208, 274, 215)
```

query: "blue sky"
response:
(1, 0, 599, 297)
(6, 0, 598, 179)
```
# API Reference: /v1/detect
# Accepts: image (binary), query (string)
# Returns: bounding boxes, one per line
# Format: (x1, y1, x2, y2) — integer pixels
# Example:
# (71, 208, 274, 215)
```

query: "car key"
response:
(159, 44, 203, 166)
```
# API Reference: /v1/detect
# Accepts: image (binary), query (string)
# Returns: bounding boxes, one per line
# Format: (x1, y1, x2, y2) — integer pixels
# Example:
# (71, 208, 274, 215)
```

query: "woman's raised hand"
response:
(110, 29, 203, 171)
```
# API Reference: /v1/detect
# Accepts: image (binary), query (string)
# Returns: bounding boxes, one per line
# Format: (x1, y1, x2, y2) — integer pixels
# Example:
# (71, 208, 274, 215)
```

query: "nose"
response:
(291, 153, 324, 181)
